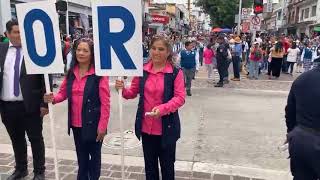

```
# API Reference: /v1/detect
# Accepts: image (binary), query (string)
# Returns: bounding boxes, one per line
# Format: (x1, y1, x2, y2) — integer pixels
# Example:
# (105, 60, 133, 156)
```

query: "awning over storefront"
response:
(314, 26, 320, 32)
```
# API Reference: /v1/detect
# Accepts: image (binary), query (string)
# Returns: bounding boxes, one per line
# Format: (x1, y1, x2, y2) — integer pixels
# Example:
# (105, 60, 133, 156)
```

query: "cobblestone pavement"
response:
(0, 153, 266, 180)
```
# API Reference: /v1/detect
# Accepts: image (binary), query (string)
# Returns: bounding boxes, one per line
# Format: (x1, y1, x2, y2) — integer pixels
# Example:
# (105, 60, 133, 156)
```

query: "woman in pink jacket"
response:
(203, 44, 215, 79)
(115, 35, 186, 180)
(44, 38, 110, 180)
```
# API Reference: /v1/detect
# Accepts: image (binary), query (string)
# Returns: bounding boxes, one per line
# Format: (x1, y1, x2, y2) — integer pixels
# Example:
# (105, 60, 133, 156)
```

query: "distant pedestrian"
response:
(269, 42, 285, 79)
(178, 41, 199, 96)
(231, 37, 242, 81)
(215, 36, 230, 87)
(312, 43, 320, 69)
(301, 43, 314, 72)
(281, 34, 290, 73)
(249, 42, 263, 79)
(198, 39, 204, 66)
(286, 42, 300, 75)
(203, 44, 215, 79)
(296, 41, 304, 73)
(1, 32, 9, 43)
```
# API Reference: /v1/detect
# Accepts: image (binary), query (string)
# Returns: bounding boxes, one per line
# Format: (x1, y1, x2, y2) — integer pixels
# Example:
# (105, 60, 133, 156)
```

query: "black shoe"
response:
(7, 169, 28, 180)
(187, 90, 192, 96)
(214, 83, 223, 87)
(33, 173, 45, 180)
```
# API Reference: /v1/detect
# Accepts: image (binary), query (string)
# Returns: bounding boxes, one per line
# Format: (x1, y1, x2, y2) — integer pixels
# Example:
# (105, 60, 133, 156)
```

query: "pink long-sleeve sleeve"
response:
(53, 77, 67, 104)
(122, 77, 140, 99)
(156, 69, 186, 116)
(98, 77, 110, 133)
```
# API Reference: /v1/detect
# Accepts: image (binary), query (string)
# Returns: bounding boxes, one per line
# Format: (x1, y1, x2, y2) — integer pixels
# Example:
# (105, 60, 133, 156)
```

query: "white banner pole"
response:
(117, 76, 125, 179)
(46, 1, 60, 179)
(44, 74, 59, 180)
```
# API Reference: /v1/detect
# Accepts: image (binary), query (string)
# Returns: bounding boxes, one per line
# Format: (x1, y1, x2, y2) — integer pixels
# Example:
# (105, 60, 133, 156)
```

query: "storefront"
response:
(146, 14, 169, 36)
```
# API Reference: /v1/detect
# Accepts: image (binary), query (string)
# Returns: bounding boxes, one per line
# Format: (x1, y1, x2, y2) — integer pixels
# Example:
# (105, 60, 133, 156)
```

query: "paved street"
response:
(0, 67, 294, 180)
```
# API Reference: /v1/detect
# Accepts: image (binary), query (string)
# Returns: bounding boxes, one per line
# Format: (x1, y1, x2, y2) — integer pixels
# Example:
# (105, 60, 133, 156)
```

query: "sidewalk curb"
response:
(0, 144, 291, 180)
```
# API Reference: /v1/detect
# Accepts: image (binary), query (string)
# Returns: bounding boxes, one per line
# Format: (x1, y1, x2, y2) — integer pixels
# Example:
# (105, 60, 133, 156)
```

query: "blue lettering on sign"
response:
(24, 9, 56, 67)
(98, 6, 136, 70)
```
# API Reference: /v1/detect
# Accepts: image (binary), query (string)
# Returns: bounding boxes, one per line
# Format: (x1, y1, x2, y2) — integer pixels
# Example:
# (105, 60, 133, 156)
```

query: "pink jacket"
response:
(122, 61, 185, 135)
(203, 48, 215, 64)
(53, 65, 110, 132)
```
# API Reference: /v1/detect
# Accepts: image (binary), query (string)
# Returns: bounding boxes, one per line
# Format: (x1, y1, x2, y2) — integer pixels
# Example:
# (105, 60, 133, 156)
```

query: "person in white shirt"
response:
(286, 42, 301, 75)
(255, 34, 263, 45)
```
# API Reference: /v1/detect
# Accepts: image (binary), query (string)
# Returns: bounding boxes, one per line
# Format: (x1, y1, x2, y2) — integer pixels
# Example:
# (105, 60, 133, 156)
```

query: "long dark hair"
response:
(67, 38, 94, 77)
(275, 42, 283, 53)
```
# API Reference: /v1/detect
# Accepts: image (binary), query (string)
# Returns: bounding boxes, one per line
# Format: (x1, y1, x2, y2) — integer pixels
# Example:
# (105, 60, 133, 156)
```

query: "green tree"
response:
(195, 0, 253, 28)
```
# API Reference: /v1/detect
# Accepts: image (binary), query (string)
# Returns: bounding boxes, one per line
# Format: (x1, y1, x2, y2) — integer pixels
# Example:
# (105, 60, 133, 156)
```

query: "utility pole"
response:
(0, 0, 11, 34)
(237, 0, 242, 35)
(188, 0, 191, 25)
(278, 0, 285, 34)
(65, 0, 69, 36)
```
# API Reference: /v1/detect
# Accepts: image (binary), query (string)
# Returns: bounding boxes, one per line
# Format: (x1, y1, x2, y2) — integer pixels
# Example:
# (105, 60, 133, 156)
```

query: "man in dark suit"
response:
(0, 20, 48, 180)
(285, 63, 320, 180)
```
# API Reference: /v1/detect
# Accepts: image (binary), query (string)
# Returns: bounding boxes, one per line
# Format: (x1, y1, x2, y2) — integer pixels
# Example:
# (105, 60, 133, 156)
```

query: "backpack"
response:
(250, 48, 262, 61)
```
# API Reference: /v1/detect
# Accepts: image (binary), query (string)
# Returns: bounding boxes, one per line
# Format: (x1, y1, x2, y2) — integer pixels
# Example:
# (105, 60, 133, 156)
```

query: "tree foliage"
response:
(195, 0, 253, 28)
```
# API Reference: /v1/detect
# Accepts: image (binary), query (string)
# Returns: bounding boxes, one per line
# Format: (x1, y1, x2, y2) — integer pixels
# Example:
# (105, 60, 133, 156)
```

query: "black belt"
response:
(0, 100, 24, 105)
(298, 125, 320, 136)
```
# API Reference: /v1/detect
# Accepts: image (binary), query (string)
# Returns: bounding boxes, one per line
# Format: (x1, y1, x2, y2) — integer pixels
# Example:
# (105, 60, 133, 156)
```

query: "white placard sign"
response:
(250, 15, 261, 31)
(92, 0, 143, 76)
(16, 1, 64, 74)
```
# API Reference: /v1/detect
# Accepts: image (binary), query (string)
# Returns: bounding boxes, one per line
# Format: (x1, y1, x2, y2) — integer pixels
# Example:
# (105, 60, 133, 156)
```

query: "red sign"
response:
(242, 22, 250, 33)
(151, 14, 169, 24)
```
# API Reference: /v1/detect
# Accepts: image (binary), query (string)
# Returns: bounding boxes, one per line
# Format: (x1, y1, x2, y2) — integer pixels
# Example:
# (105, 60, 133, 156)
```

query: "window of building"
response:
(291, 11, 295, 22)
(278, 11, 282, 20)
(300, 9, 304, 21)
(305, 8, 309, 19)
(311, 5, 317, 17)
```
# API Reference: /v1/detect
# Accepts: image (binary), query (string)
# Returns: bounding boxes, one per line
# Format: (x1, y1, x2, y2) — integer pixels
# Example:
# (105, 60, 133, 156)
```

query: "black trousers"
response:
(232, 56, 241, 78)
(199, 51, 203, 66)
(270, 58, 283, 77)
(287, 62, 295, 74)
(1, 101, 45, 174)
(288, 126, 320, 180)
(72, 127, 102, 180)
(282, 55, 288, 72)
(142, 133, 176, 180)
(217, 59, 229, 84)
(267, 61, 272, 75)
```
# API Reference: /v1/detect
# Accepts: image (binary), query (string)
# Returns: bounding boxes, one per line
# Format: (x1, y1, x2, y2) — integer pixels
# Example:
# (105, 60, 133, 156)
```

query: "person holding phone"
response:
(115, 35, 185, 180)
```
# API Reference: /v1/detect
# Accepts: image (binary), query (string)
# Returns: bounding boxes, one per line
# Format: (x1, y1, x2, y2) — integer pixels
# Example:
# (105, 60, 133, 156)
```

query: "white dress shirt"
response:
(1, 42, 24, 101)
